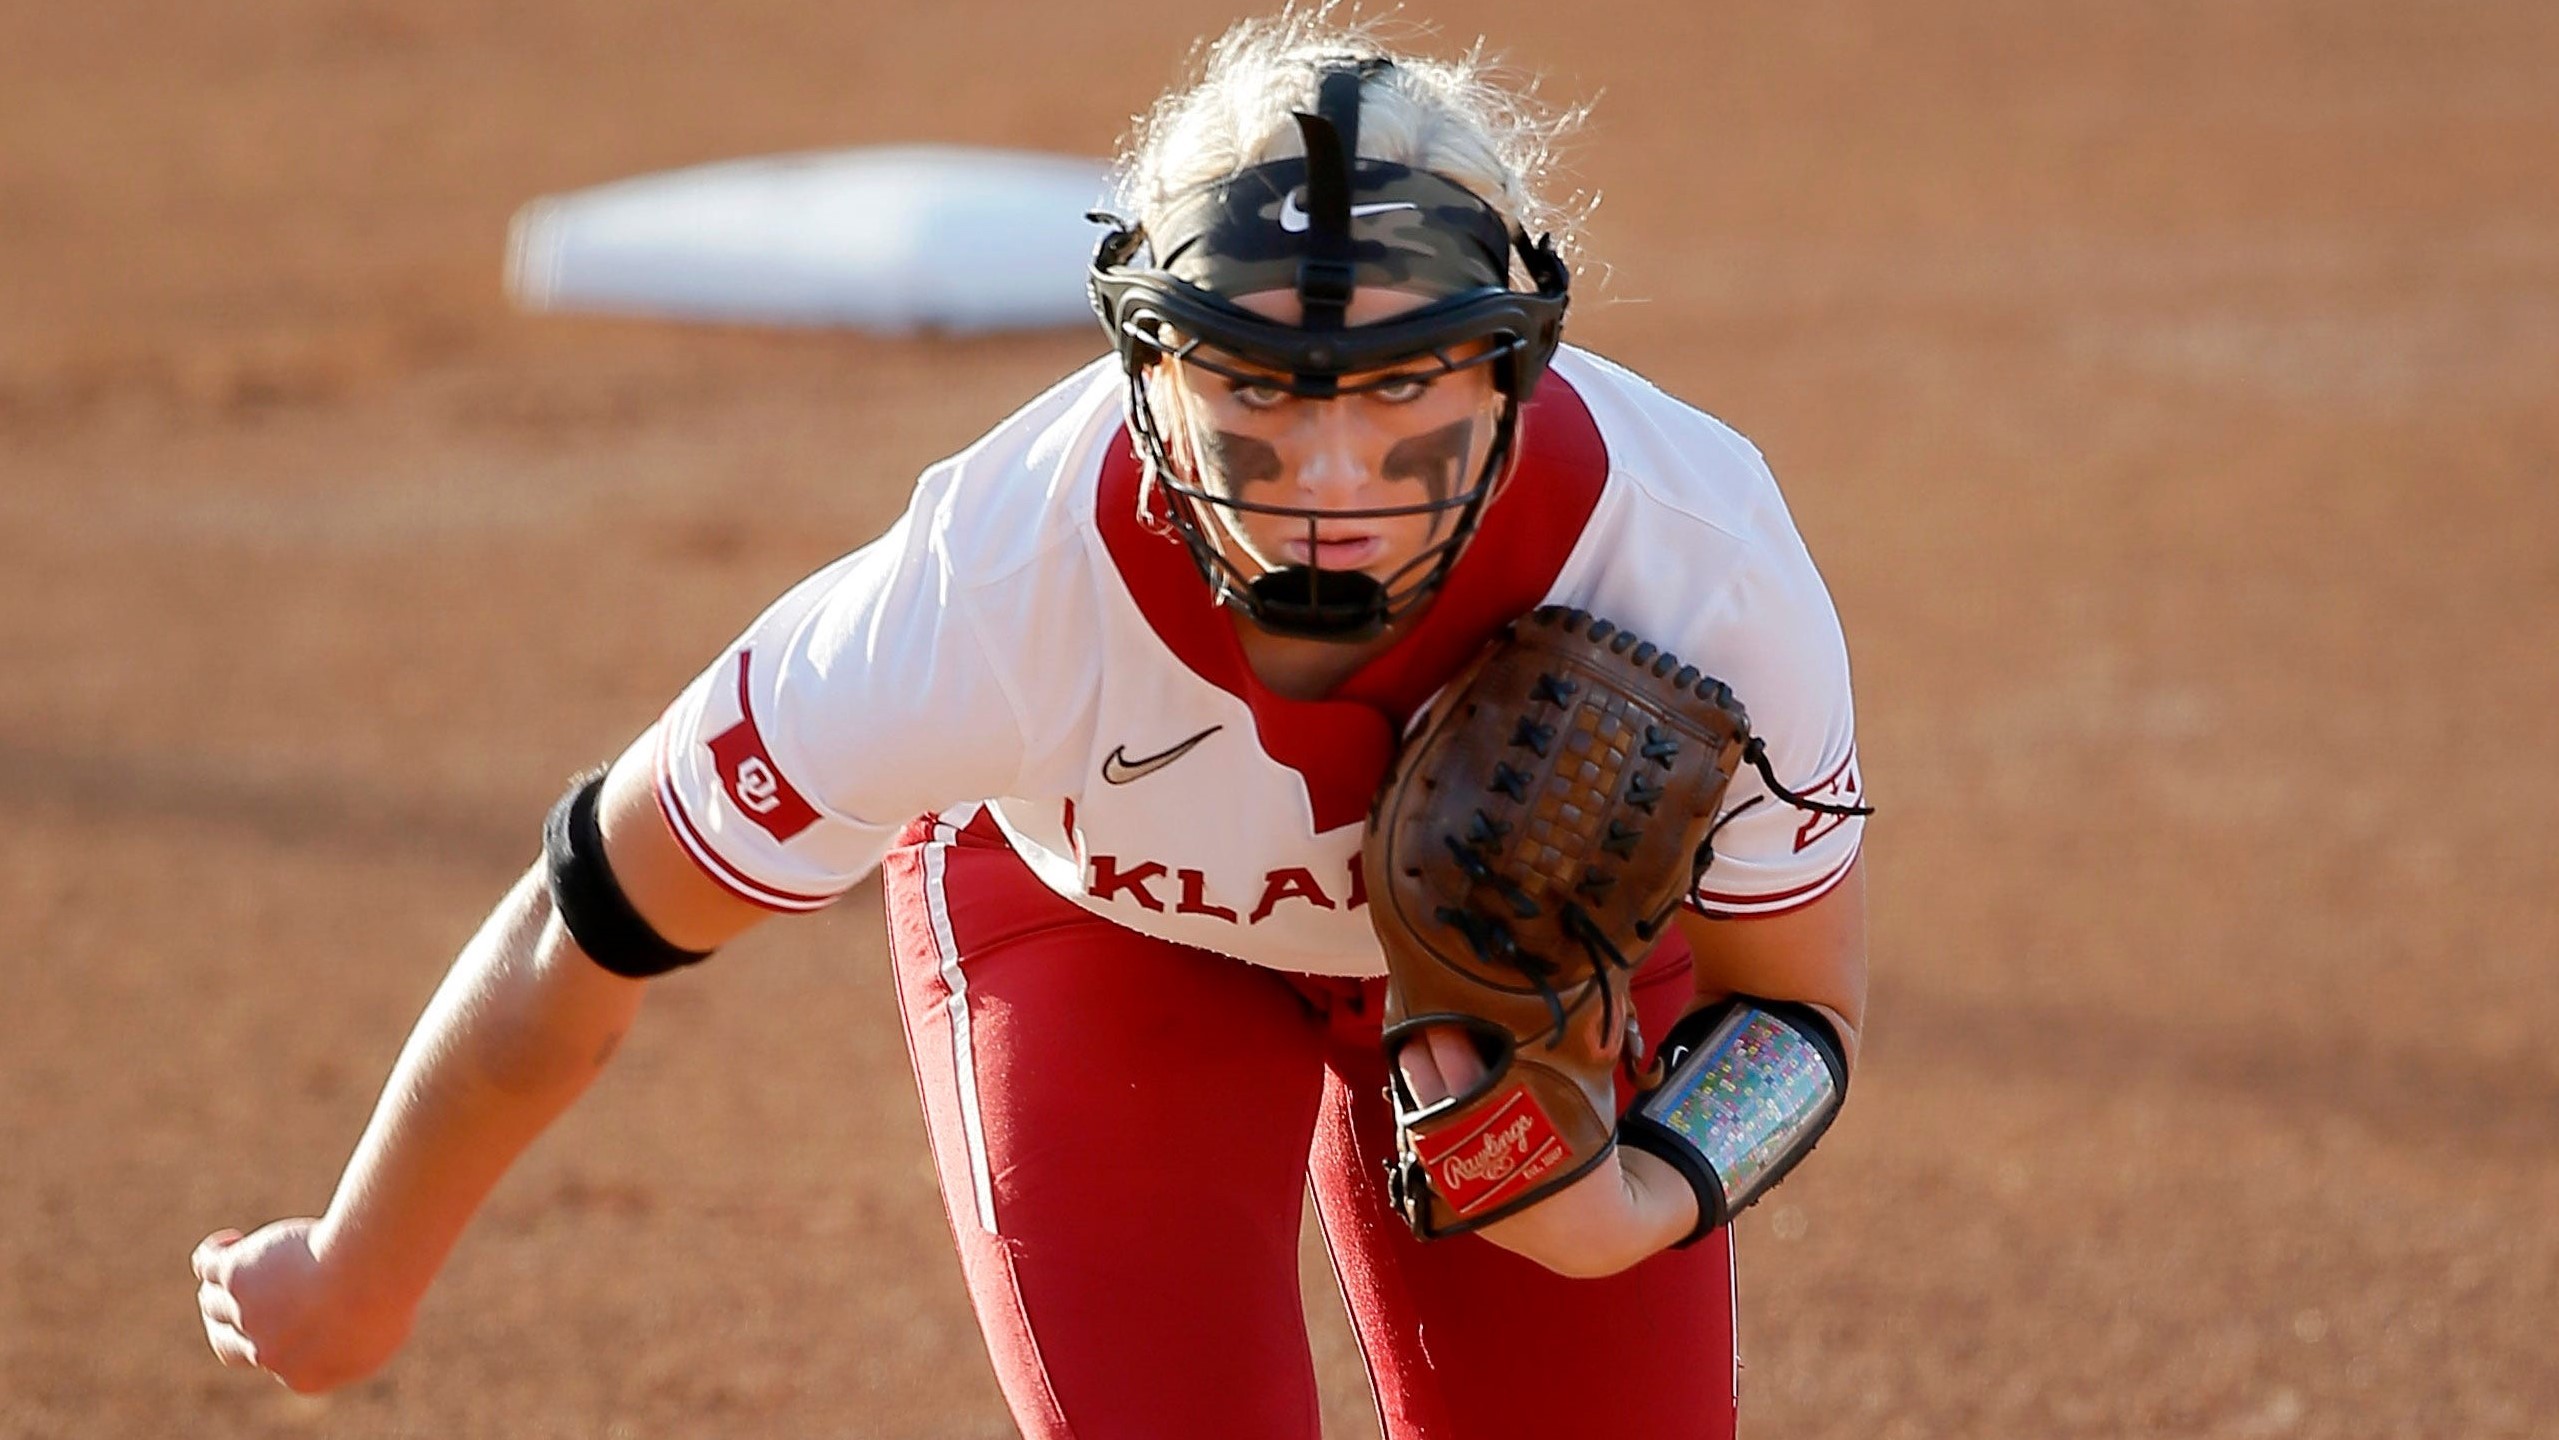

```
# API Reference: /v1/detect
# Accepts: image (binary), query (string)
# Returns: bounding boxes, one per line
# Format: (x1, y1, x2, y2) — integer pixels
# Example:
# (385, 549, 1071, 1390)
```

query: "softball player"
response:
(195, 17, 1868, 1439)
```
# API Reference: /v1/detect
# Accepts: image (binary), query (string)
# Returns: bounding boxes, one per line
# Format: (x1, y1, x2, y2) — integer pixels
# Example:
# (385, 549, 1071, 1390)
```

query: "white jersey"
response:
(654, 348, 1866, 977)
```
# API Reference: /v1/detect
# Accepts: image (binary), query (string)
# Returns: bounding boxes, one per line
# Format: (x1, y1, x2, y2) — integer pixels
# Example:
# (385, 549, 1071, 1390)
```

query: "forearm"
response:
(1679, 862, 1867, 1070)
(308, 867, 645, 1307)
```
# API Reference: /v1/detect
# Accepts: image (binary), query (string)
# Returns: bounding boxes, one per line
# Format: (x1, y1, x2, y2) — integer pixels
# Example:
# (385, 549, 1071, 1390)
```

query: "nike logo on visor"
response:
(1278, 191, 1420, 234)
(1101, 726, 1223, 785)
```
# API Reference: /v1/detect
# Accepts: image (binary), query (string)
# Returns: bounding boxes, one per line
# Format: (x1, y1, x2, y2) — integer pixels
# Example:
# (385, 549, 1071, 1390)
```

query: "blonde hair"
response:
(1118, 6, 1590, 267)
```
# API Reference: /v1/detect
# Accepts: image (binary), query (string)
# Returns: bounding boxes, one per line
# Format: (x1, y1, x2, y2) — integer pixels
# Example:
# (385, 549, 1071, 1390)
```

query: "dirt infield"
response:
(5, 2, 2553, 1436)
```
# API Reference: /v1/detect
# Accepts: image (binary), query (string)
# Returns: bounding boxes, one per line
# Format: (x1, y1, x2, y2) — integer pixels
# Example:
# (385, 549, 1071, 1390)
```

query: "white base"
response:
(506, 146, 1120, 334)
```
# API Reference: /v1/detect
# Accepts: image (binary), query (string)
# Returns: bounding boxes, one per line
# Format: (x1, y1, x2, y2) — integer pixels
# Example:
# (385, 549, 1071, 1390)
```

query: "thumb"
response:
(192, 1229, 245, 1283)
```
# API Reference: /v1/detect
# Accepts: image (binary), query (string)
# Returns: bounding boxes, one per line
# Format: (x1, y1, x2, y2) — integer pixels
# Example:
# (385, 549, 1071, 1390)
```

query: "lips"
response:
(1285, 534, 1386, 568)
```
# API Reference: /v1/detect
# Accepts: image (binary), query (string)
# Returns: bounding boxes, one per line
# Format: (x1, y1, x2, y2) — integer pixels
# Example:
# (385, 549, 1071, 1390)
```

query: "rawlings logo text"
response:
(1440, 1114, 1540, 1187)
(1415, 1088, 1568, 1215)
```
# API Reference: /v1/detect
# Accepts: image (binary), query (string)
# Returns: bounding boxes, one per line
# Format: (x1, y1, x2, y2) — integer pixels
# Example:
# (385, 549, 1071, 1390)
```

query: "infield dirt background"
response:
(5, 2, 2553, 1437)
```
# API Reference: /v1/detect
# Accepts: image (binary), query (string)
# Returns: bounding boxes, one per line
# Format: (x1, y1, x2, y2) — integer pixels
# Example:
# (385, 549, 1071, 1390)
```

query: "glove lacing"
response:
(1434, 831, 1645, 1056)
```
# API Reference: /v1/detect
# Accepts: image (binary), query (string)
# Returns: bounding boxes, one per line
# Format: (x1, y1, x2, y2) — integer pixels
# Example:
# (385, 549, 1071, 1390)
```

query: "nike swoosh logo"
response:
(1278, 190, 1421, 234)
(1102, 726, 1223, 785)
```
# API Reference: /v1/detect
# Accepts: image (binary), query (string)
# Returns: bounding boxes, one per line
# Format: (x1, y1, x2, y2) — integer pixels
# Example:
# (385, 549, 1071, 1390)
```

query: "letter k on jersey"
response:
(1085, 851, 1367, 927)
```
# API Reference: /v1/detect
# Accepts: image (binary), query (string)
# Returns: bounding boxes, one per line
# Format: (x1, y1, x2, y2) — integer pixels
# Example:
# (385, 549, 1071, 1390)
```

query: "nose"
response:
(1288, 402, 1376, 508)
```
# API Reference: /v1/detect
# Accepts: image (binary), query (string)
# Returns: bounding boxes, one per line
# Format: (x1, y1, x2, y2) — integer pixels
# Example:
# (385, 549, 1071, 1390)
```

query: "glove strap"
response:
(1619, 998, 1847, 1248)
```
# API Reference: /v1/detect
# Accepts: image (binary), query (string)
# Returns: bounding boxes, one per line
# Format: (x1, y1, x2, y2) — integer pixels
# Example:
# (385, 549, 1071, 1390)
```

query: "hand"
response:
(1396, 1027, 1699, 1278)
(192, 1220, 418, 1393)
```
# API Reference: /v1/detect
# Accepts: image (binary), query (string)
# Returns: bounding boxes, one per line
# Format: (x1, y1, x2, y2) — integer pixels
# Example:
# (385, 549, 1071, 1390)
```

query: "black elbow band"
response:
(1619, 998, 1848, 1249)
(543, 769, 713, 978)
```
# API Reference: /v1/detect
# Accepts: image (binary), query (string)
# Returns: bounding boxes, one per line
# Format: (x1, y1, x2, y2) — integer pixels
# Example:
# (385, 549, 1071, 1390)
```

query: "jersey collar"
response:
(1097, 371, 1609, 832)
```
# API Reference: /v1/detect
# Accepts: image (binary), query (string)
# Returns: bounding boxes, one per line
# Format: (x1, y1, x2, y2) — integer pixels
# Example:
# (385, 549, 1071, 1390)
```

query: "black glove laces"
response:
(1696, 736, 1878, 876)
(1434, 828, 1647, 1051)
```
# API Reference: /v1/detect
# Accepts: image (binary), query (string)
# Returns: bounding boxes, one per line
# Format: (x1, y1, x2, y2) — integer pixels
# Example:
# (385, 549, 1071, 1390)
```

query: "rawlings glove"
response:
(1362, 606, 1753, 1240)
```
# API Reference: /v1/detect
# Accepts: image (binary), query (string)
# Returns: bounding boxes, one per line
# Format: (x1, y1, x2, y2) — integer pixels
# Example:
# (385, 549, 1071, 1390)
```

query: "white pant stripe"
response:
(1727, 1224, 1742, 1407)
(923, 802, 997, 1234)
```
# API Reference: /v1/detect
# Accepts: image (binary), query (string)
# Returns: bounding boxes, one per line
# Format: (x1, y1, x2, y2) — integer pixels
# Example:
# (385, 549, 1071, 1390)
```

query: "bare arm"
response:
(311, 866, 642, 1307)
(1676, 859, 1869, 1072)
(195, 728, 774, 1391)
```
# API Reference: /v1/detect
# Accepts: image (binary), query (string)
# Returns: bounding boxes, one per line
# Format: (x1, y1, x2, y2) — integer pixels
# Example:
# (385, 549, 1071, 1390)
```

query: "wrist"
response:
(306, 1213, 437, 1319)
(1615, 1143, 1704, 1256)
(1618, 1113, 1724, 1248)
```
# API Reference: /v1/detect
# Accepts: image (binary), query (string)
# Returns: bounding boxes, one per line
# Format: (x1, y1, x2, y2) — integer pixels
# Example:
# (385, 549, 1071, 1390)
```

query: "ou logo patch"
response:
(732, 757, 783, 815)
(705, 651, 821, 843)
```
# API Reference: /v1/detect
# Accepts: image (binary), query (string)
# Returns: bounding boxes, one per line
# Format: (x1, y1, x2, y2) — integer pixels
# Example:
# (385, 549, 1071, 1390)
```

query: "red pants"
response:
(881, 809, 1739, 1440)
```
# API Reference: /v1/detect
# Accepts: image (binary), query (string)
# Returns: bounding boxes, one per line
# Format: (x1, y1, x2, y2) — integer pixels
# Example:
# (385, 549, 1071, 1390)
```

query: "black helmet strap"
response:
(1294, 60, 1375, 333)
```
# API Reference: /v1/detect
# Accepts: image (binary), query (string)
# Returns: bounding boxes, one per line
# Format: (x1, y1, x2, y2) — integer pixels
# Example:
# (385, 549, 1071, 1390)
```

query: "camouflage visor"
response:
(1146, 157, 1515, 303)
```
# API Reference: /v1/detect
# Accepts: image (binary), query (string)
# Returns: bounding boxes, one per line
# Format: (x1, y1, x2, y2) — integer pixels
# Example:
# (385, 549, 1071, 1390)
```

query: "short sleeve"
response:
(651, 488, 1030, 912)
(1518, 348, 1871, 922)
(1681, 557, 1866, 919)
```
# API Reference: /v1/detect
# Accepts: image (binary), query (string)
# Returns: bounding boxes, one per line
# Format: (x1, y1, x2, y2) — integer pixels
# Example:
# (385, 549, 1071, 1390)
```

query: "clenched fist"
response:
(192, 1220, 417, 1393)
